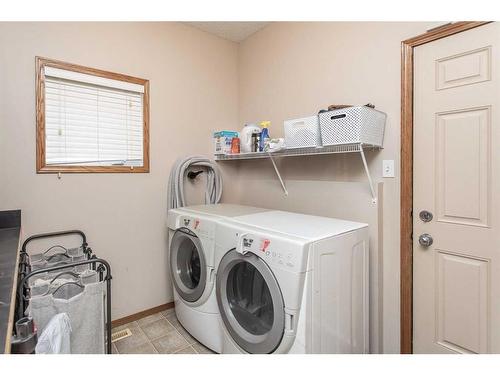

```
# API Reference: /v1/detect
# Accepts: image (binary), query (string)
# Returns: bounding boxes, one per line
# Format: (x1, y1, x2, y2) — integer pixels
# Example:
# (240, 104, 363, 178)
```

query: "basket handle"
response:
(330, 113, 347, 120)
(42, 245, 69, 259)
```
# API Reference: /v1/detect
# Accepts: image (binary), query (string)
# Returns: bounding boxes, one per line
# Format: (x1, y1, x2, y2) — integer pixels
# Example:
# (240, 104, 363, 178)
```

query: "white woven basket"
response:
(318, 106, 386, 147)
(284, 115, 322, 149)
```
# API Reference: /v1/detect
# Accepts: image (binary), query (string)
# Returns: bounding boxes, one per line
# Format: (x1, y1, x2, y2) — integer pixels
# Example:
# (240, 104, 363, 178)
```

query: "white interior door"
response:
(413, 22, 500, 354)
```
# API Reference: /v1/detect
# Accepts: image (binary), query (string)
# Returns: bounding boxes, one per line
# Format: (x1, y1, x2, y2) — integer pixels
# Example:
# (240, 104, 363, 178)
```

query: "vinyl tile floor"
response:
(111, 307, 216, 354)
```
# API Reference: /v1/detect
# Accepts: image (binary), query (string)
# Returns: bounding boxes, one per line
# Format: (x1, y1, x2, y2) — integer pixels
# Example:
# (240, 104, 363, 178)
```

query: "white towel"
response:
(36, 313, 72, 354)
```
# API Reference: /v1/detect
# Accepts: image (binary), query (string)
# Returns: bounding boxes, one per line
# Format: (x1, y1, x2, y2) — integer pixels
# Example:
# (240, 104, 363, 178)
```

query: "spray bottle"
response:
(259, 121, 270, 152)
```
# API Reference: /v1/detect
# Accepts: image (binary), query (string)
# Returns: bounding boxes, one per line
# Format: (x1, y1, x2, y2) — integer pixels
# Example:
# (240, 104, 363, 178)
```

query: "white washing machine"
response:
(214, 210, 370, 354)
(167, 204, 269, 352)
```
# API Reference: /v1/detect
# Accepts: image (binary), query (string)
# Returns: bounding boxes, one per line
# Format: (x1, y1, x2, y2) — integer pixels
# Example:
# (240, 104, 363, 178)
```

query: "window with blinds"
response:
(36, 57, 149, 173)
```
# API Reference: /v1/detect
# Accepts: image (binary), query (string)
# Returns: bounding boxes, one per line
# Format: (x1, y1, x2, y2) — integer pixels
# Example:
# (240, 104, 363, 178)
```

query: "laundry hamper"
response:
(16, 230, 112, 354)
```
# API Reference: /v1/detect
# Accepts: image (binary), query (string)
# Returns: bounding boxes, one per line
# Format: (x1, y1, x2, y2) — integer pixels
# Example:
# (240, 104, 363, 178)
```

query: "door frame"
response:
(400, 21, 491, 354)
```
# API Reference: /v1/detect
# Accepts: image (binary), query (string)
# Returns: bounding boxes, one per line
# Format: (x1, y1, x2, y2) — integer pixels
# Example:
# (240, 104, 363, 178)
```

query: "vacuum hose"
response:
(167, 156, 223, 210)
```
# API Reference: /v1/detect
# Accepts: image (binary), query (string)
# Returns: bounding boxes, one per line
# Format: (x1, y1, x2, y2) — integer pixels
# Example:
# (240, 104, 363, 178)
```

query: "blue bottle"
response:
(259, 121, 270, 152)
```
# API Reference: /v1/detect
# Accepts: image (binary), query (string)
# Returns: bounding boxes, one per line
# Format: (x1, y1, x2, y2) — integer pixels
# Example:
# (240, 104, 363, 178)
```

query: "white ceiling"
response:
(185, 22, 270, 42)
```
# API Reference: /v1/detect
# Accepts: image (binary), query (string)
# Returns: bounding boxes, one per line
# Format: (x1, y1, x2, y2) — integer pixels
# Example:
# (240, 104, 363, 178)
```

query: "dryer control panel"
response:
(237, 232, 308, 273)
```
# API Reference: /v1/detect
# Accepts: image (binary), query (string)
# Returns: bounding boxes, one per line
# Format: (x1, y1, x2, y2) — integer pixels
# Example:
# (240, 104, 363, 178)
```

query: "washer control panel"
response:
(178, 215, 214, 238)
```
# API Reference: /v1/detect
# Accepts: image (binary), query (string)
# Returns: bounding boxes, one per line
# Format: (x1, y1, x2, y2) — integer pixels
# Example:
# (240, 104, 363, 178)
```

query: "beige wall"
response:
(0, 22, 239, 319)
(1, 21, 446, 354)
(221, 22, 440, 353)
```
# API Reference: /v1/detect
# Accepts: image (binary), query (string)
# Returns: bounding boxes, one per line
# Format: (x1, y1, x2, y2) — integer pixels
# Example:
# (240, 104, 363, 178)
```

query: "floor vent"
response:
(111, 328, 132, 343)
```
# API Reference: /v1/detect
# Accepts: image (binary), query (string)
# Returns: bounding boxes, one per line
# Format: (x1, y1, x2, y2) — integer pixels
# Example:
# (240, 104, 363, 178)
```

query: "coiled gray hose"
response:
(167, 155, 223, 210)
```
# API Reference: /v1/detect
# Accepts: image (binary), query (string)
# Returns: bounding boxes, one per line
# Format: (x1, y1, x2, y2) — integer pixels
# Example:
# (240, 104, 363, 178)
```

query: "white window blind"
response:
(44, 68, 144, 166)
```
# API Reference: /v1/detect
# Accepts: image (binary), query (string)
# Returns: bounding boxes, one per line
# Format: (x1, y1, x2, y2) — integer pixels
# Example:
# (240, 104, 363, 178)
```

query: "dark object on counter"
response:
(10, 317, 37, 354)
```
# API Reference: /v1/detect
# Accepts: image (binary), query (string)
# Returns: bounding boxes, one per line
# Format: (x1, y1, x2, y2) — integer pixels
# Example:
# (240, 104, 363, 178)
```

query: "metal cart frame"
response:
(16, 230, 112, 354)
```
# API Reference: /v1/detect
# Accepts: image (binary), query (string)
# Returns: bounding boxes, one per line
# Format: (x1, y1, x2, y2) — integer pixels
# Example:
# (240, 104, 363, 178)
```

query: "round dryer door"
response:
(216, 249, 285, 353)
(170, 228, 207, 303)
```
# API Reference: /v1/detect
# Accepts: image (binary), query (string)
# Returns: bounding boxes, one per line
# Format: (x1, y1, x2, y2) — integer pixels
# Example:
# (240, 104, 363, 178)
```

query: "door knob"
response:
(418, 233, 433, 247)
(419, 210, 433, 222)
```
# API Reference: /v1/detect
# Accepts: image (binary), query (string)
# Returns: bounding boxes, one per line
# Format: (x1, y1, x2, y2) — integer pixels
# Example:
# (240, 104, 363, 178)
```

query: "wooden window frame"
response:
(400, 21, 491, 354)
(36, 56, 150, 173)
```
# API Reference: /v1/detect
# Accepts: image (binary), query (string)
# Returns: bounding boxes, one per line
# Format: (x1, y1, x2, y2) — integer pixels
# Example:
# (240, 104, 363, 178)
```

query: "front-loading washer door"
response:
(170, 228, 207, 303)
(216, 249, 285, 354)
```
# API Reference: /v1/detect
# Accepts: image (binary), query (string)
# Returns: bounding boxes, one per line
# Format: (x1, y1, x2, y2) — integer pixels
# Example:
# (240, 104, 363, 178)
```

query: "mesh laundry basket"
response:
(318, 106, 386, 147)
(284, 115, 322, 149)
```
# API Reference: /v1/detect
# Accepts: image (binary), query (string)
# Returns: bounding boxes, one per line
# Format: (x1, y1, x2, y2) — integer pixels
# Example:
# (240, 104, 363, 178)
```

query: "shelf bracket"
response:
(268, 153, 289, 196)
(359, 147, 377, 204)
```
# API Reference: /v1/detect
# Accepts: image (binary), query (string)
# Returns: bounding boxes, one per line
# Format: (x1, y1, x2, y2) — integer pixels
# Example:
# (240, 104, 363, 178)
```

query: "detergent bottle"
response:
(259, 121, 270, 151)
(240, 123, 261, 153)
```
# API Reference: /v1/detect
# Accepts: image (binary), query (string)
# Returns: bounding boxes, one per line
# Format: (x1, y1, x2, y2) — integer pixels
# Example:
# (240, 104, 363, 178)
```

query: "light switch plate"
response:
(383, 160, 395, 178)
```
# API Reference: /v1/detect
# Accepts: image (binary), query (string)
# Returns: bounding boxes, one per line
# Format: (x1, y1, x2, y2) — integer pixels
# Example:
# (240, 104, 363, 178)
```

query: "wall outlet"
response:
(383, 160, 395, 178)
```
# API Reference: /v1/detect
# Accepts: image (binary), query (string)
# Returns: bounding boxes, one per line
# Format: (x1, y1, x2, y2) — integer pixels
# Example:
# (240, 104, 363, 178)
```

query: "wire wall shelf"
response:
(214, 143, 378, 160)
(215, 142, 381, 203)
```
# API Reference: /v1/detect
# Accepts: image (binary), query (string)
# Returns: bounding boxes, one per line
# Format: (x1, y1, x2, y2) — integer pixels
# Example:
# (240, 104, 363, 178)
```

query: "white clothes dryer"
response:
(214, 210, 370, 354)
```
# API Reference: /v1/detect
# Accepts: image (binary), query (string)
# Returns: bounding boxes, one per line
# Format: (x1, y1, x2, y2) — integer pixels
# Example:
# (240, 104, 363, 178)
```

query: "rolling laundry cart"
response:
(14, 230, 112, 354)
